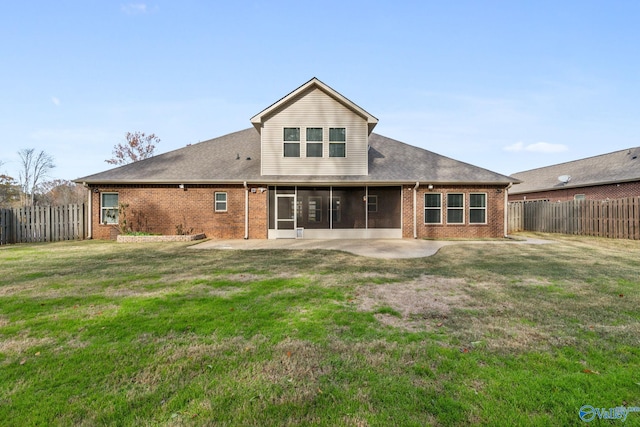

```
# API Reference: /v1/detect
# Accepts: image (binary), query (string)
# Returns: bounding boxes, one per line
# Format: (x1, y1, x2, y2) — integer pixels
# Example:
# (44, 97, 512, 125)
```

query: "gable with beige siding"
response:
(260, 87, 369, 176)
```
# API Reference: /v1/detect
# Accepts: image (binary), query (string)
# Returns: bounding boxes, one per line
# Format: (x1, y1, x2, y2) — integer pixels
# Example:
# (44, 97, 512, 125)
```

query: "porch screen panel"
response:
(332, 187, 366, 229)
(367, 187, 401, 228)
(296, 187, 330, 229)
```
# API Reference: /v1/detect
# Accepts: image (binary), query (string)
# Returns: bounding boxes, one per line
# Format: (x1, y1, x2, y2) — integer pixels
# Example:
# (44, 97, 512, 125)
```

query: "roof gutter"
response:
(243, 181, 249, 240)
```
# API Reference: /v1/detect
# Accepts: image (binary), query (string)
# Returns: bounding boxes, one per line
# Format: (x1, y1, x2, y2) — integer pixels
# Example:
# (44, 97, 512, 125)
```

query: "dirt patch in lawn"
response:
(353, 275, 574, 352)
(355, 275, 474, 332)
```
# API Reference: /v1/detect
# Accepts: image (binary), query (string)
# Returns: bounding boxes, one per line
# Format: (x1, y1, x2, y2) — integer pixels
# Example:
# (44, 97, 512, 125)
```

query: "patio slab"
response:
(190, 236, 553, 259)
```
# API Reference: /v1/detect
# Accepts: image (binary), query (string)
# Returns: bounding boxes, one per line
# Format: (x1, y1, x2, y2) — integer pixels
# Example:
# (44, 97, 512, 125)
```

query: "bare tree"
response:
(18, 148, 55, 206)
(106, 131, 160, 165)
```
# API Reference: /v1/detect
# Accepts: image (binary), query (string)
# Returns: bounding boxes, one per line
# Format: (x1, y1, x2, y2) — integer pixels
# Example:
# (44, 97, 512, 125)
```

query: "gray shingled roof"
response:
(509, 147, 640, 194)
(76, 128, 517, 185)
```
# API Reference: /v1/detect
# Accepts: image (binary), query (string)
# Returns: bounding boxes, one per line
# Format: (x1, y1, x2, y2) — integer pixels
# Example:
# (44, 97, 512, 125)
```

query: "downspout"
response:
(243, 181, 249, 240)
(504, 183, 513, 237)
(413, 182, 420, 239)
(84, 183, 92, 239)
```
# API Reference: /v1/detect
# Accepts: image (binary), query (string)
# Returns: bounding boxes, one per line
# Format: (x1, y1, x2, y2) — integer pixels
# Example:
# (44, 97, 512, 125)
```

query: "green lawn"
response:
(0, 234, 639, 426)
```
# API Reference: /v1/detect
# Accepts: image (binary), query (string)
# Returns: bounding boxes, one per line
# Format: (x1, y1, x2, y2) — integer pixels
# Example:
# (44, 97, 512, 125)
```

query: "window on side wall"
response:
(284, 127, 300, 157)
(367, 195, 378, 213)
(574, 194, 586, 201)
(424, 193, 442, 224)
(101, 192, 119, 224)
(446, 193, 464, 224)
(469, 193, 487, 224)
(215, 192, 227, 212)
(306, 128, 323, 157)
(329, 127, 346, 157)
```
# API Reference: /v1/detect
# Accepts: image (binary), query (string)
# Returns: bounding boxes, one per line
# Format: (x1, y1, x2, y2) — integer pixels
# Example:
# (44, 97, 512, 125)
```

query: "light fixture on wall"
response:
(178, 184, 185, 190)
(428, 184, 434, 190)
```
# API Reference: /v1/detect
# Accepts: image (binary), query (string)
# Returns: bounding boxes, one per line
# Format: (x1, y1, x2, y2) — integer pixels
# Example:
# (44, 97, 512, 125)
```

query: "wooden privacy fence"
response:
(508, 197, 640, 240)
(0, 204, 86, 245)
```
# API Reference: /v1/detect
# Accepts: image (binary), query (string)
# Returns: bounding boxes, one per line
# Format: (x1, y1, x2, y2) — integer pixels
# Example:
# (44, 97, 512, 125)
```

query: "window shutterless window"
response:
(306, 128, 323, 157)
(283, 127, 300, 157)
(469, 193, 487, 224)
(101, 192, 119, 224)
(424, 193, 442, 224)
(446, 193, 464, 224)
(215, 192, 227, 212)
(367, 195, 378, 213)
(329, 127, 346, 157)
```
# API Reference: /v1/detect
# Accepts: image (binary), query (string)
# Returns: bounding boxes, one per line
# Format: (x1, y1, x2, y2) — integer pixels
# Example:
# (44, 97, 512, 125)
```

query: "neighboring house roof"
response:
(509, 147, 640, 195)
(250, 77, 379, 135)
(76, 128, 517, 185)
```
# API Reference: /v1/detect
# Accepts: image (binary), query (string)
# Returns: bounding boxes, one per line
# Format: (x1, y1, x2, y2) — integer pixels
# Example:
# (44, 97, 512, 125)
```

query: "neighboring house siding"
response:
(403, 185, 506, 239)
(260, 87, 369, 176)
(508, 181, 640, 202)
(90, 185, 268, 240)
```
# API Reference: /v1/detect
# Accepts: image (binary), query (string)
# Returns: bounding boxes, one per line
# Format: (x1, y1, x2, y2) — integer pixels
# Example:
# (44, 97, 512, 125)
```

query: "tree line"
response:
(0, 131, 159, 209)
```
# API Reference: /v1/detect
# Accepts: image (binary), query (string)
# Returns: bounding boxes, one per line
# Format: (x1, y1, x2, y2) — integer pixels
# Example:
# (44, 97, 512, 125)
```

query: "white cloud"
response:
(504, 141, 568, 153)
(121, 3, 148, 15)
(51, 96, 60, 106)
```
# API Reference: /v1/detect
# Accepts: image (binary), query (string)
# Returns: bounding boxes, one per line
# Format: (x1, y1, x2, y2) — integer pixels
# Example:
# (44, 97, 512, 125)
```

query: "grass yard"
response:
(0, 233, 639, 426)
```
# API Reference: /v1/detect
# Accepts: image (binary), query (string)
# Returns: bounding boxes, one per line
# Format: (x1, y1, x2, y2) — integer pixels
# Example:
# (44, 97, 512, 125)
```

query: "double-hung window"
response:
(215, 192, 227, 212)
(306, 128, 323, 157)
(283, 127, 300, 157)
(447, 193, 464, 224)
(424, 193, 442, 224)
(101, 193, 119, 224)
(469, 193, 487, 224)
(329, 128, 346, 157)
(367, 195, 378, 213)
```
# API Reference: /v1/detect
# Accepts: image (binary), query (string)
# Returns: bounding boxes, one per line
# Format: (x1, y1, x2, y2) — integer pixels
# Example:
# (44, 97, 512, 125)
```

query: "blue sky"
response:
(2, 1, 639, 182)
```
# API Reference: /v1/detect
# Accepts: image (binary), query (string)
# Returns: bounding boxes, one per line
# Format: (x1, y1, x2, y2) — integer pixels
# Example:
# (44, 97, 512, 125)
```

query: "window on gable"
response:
(215, 192, 227, 212)
(283, 127, 300, 157)
(447, 193, 464, 224)
(306, 127, 323, 158)
(469, 193, 486, 224)
(424, 193, 442, 224)
(329, 127, 346, 157)
(101, 193, 119, 224)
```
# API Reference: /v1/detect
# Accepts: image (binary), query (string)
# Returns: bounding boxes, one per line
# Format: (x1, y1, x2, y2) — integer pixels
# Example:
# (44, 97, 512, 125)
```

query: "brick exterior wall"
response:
(90, 183, 507, 240)
(403, 184, 507, 239)
(508, 181, 640, 202)
(90, 184, 268, 240)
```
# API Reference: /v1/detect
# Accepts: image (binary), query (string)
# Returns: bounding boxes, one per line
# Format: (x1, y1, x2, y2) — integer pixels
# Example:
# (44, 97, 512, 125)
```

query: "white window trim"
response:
(329, 127, 347, 158)
(469, 193, 487, 224)
(424, 193, 442, 224)
(283, 127, 300, 158)
(100, 192, 119, 224)
(367, 195, 378, 213)
(215, 192, 228, 212)
(446, 193, 465, 224)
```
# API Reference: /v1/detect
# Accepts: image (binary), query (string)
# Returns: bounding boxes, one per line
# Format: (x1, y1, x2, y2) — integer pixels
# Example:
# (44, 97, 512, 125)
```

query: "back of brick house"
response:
(77, 78, 518, 240)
